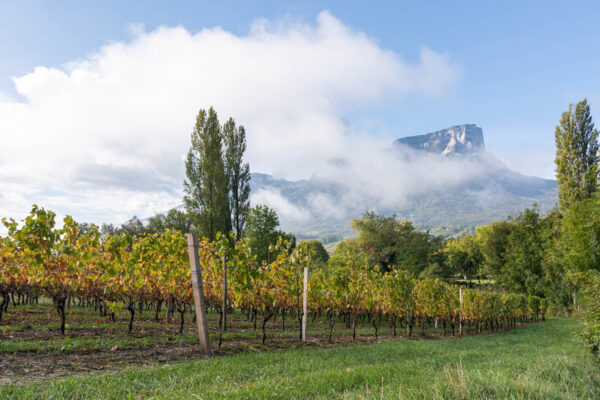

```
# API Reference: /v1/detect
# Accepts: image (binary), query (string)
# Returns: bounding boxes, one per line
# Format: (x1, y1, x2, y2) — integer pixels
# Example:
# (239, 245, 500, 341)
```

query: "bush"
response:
(577, 271, 600, 358)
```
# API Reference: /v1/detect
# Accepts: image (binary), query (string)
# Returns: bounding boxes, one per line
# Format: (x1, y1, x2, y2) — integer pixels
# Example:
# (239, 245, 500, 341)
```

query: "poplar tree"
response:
(555, 99, 599, 210)
(184, 108, 230, 240)
(223, 118, 251, 239)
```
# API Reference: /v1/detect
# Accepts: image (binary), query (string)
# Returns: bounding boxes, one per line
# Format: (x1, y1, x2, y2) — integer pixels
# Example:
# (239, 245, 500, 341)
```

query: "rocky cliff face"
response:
(393, 124, 485, 156)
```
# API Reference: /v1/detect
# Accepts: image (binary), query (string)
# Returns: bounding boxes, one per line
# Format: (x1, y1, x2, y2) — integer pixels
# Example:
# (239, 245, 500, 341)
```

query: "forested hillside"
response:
(251, 124, 557, 241)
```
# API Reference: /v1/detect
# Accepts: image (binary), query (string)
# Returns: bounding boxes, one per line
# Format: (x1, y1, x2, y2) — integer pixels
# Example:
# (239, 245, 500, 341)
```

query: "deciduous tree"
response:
(223, 118, 251, 239)
(184, 107, 230, 240)
(555, 99, 599, 210)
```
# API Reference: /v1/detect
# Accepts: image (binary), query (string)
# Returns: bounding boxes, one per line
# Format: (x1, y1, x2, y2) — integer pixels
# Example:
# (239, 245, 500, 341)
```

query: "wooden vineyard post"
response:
(187, 233, 212, 356)
(459, 287, 463, 336)
(302, 267, 309, 342)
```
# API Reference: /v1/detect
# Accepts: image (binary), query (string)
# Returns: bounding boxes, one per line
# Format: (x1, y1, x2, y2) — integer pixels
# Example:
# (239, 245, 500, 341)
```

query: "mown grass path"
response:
(2, 318, 598, 399)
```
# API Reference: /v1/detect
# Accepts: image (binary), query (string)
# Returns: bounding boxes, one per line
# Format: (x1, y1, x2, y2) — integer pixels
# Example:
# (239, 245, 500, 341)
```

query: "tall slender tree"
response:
(223, 118, 251, 239)
(184, 107, 230, 240)
(555, 99, 599, 210)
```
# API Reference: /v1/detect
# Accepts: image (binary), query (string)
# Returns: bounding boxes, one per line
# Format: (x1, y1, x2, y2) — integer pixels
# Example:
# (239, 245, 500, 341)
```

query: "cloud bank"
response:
(249, 144, 494, 230)
(0, 11, 460, 225)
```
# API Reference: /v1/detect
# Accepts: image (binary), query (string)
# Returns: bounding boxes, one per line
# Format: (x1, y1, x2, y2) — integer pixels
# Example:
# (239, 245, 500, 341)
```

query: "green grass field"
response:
(2, 318, 598, 399)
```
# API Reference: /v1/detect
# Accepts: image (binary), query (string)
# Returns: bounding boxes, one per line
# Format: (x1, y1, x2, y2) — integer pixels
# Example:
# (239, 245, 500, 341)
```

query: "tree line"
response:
(21, 100, 598, 356)
(446, 99, 600, 357)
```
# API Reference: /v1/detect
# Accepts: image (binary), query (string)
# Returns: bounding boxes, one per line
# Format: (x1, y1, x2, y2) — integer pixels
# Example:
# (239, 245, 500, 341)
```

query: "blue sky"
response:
(1, 1, 599, 224)
(3, 1, 599, 177)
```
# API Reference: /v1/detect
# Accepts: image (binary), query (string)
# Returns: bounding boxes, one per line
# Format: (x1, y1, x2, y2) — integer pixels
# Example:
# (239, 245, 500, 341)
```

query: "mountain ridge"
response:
(248, 124, 556, 242)
(394, 124, 485, 156)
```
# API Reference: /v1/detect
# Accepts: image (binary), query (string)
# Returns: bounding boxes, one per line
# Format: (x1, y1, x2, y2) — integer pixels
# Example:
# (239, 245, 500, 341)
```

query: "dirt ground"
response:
(0, 304, 521, 384)
(0, 332, 400, 384)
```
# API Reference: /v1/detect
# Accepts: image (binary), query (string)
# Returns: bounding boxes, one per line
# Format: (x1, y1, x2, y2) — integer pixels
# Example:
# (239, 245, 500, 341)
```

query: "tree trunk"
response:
(327, 310, 335, 343)
(179, 308, 185, 335)
(262, 312, 275, 345)
(166, 298, 173, 323)
(57, 297, 67, 335)
(0, 291, 7, 322)
(127, 302, 135, 334)
(352, 315, 358, 341)
(372, 315, 378, 340)
(155, 300, 162, 322)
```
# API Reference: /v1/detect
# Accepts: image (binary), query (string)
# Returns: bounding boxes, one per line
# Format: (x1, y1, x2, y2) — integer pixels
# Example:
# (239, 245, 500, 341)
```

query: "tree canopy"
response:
(245, 205, 295, 264)
(350, 211, 446, 276)
(555, 99, 599, 210)
(184, 107, 230, 240)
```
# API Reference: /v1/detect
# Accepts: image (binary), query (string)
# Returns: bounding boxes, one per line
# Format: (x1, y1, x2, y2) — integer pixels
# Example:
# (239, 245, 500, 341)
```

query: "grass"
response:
(1, 318, 598, 399)
(0, 301, 465, 383)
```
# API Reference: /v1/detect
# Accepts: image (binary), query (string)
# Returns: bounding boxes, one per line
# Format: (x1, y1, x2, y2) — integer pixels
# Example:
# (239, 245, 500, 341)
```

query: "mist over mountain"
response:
(250, 124, 557, 242)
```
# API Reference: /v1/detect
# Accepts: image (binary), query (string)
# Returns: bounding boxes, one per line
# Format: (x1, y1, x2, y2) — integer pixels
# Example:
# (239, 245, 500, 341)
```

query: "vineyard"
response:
(0, 206, 547, 375)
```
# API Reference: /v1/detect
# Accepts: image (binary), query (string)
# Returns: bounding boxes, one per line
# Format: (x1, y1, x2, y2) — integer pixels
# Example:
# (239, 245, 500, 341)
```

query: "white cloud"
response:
(0, 11, 460, 226)
(318, 141, 489, 208)
(250, 187, 311, 223)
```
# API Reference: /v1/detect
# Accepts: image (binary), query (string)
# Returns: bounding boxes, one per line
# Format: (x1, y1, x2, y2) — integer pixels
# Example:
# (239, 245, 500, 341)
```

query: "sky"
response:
(1, 1, 599, 226)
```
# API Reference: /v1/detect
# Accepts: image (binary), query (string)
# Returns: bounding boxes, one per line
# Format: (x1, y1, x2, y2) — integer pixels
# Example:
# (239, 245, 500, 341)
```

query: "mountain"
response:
(394, 124, 485, 156)
(249, 124, 557, 242)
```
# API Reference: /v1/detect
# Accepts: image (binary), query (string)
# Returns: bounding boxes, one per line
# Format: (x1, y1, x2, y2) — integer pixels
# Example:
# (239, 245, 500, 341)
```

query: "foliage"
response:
(555, 98, 599, 210)
(223, 118, 251, 239)
(350, 211, 447, 275)
(475, 207, 561, 299)
(444, 234, 484, 280)
(304, 239, 329, 268)
(118, 216, 146, 237)
(569, 270, 600, 357)
(476, 220, 514, 279)
(327, 238, 369, 271)
(558, 197, 600, 274)
(146, 209, 194, 234)
(245, 205, 287, 264)
(501, 208, 548, 296)
(183, 108, 251, 241)
(0, 205, 541, 343)
(184, 107, 230, 240)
